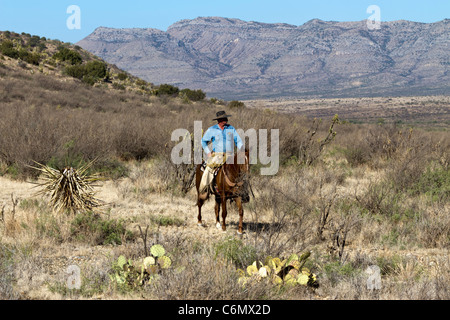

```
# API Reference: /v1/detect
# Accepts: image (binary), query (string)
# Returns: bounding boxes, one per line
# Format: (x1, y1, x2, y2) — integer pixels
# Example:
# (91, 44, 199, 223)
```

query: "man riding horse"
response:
(199, 110, 244, 195)
(196, 110, 250, 234)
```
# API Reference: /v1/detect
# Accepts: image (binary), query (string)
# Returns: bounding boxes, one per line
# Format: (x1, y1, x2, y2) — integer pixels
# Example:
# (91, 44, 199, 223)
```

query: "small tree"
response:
(179, 88, 206, 101)
(84, 60, 107, 79)
(53, 47, 82, 65)
(228, 100, 246, 109)
(156, 84, 179, 96)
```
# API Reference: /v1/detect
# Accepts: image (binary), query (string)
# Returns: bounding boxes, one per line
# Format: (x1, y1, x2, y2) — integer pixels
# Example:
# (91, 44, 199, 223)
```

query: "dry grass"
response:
(0, 50, 449, 300)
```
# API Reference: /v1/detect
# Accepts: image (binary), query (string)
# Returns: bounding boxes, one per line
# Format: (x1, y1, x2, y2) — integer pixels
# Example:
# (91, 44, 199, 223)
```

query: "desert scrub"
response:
(47, 263, 112, 298)
(322, 259, 362, 287)
(149, 214, 185, 227)
(70, 211, 134, 245)
(408, 167, 450, 203)
(0, 244, 19, 299)
(214, 237, 258, 269)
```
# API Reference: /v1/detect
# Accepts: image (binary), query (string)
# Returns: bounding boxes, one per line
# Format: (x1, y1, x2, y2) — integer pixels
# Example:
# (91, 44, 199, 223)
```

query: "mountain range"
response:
(77, 17, 450, 99)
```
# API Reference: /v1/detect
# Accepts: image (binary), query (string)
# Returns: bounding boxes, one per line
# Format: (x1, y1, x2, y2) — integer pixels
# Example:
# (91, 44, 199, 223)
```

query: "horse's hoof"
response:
(216, 222, 221, 229)
(237, 230, 244, 236)
(197, 222, 203, 227)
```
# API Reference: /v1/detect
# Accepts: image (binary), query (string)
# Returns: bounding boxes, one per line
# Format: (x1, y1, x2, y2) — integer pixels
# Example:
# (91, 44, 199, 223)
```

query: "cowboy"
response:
(199, 110, 244, 193)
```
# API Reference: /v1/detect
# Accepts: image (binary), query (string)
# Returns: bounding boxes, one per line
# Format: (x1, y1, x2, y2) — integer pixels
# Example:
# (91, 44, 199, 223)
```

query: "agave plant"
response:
(31, 159, 102, 213)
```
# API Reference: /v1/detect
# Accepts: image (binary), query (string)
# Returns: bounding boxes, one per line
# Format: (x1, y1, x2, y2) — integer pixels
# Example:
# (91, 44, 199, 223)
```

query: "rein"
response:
(222, 154, 249, 188)
(223, 169, 244, 188)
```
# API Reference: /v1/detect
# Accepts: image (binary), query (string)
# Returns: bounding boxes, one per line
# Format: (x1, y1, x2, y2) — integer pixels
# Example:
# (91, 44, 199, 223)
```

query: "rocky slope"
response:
(77, 17, 450, 99)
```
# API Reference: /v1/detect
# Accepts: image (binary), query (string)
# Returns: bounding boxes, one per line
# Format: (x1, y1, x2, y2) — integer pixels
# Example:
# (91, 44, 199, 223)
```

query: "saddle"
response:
(201, 159, 244, 198)
(201, 161, 221, 195)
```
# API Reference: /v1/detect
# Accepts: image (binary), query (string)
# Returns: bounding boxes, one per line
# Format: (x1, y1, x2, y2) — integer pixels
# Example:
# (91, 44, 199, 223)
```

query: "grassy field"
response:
(0, 32, 449, 301)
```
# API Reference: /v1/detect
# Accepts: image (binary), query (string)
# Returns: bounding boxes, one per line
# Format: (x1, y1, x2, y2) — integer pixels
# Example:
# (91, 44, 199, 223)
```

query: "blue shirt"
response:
(201, 123, 244, 154)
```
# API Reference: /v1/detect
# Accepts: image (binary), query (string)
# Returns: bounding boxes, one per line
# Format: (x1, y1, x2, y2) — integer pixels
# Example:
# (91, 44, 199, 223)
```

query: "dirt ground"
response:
(0, 170, 448, 300)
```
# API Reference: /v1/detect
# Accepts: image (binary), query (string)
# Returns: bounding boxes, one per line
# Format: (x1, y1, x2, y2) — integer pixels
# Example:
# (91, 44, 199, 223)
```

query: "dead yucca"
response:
(31, 159, 103, 213)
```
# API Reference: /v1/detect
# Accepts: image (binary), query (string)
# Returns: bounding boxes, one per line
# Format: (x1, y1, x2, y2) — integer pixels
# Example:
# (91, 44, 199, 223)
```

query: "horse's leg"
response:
(221, 195, 227, 231)
(235, 197, 244, 235)
(197, 197, 204, 226)
(215, 197, 221, 229)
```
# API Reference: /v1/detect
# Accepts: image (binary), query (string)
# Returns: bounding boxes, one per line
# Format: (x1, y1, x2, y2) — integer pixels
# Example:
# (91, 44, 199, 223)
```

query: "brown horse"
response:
(195, 150, 251, 234)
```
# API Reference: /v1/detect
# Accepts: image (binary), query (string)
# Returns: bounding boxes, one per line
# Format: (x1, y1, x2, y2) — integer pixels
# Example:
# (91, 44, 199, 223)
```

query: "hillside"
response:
(0, 30, 161, 95)
(77, 17, 450, 99)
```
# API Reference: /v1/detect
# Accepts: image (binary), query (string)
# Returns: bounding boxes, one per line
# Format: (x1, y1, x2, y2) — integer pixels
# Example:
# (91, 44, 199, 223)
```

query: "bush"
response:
(0, 40, 19, 59)
(117, 73, 128, 81)
(410, 167, 450, 202)
(156, 84, 179, 96)
(84, 60, 107, 79)
(70, 211, 134, 245)
(18, 48, 41, 65)
(343, 147, 369, 166)
(179, 88, 206, 101)
(64, 60, 107, 85)
(64, 64, 86, 79)
(53, 47, 82, 65)
(228, 100, 246, 109)
(214, 237, 258, 268)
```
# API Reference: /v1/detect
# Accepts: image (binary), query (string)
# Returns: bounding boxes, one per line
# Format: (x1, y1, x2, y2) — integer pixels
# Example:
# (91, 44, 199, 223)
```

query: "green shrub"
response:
(64, 64, 86, 79)
(179, 88, 206, 101)
(84, 60, 107, 79)
(117, 73, 128, 81)
(155, 84, 179, 96)
(70, 211, 133, 245)
(64, 60, 107, 85)
(343, 147, 369, 166)
(112, 82, 126, 90)
(149, 214, 185, 227)
(410, 167, 450, 202)
(53, 47, 82, 65)
(0, 40, 19, 59)
(228, 100, 246, 109)
(214, 237, 257, 268)
(18, 48, 41, 65)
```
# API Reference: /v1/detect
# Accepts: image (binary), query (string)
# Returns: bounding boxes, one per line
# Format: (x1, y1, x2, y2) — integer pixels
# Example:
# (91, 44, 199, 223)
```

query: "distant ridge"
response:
(77, 17, 450, 99)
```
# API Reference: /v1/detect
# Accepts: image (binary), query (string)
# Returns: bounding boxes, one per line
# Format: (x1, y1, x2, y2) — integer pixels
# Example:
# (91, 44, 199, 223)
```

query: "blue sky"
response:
(0, 0, 448, 43)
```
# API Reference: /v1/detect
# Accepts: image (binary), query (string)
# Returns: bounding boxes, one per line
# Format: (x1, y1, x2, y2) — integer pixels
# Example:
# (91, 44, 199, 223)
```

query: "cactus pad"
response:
(117, 255, 127, 269)
(143, 256, 156, 267)
(258, 266, 268, 278)
(158, 255, 172, 269)
(150, 244, 166, 257)
(247, 265, 258, 276)
(297, 274, 309, 286)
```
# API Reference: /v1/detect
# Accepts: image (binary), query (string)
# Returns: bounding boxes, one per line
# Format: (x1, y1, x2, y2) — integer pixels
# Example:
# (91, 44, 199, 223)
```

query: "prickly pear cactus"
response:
(158, 255, 172, 269)
(143, 256, 156, 267)
(110, 244, 173, 289)
(237, 251, 318, 289)
(150, 244, 166, 257)
(117, 255, 127, 269)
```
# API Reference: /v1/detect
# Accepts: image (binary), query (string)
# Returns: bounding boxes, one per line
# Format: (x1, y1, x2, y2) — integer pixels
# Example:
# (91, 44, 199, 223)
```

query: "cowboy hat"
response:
(212, 110, 232, 121)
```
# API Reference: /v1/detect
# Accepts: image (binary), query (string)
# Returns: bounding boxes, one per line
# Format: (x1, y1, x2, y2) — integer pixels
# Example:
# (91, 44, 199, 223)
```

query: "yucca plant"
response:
(31, 159, 102, 213)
